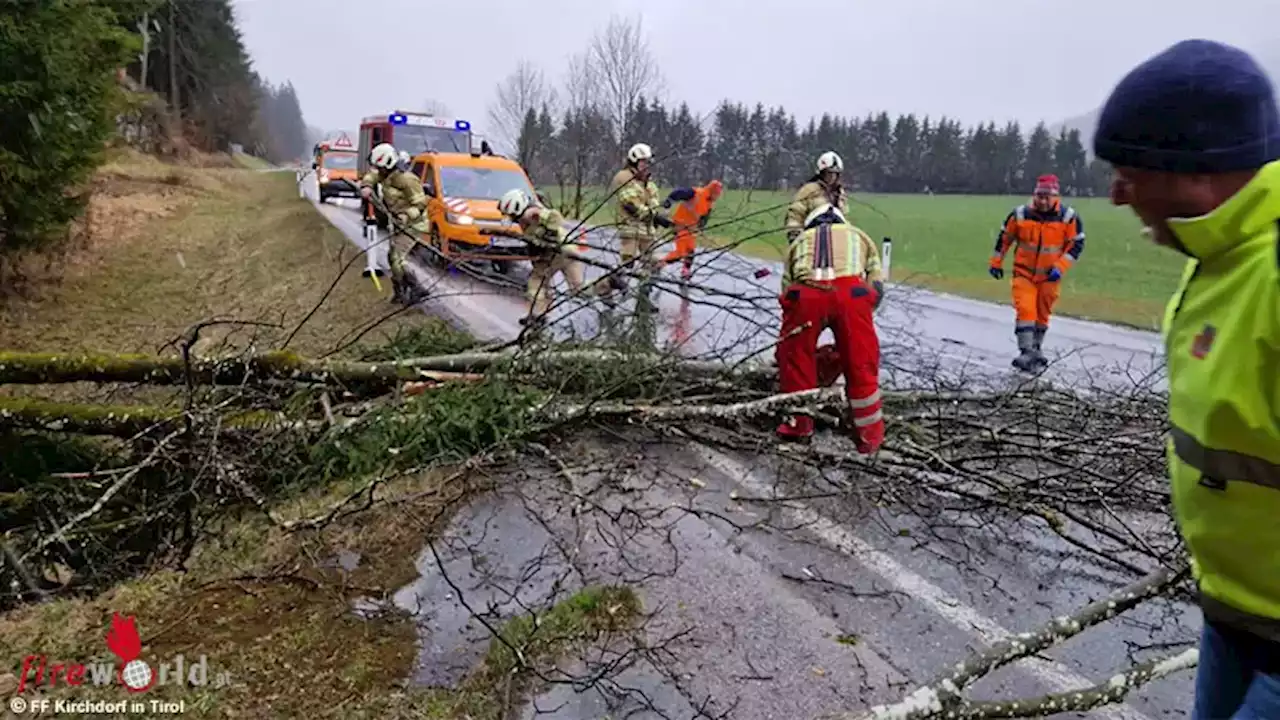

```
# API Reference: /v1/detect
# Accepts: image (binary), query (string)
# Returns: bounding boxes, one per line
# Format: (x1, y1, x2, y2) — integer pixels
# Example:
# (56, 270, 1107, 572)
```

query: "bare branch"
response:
(487, 60, 556, 154)
(584, 13, 664, 144)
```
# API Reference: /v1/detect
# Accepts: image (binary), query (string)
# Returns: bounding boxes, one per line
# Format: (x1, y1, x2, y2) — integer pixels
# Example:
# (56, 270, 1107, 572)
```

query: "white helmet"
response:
(370, 143, 399, 170)
(816, 151, 843, 174)
(626, 142, 653, 165)
(398, 150, 411, 165)
(498, 188, 531, 219)
(803, 203, 847, 229)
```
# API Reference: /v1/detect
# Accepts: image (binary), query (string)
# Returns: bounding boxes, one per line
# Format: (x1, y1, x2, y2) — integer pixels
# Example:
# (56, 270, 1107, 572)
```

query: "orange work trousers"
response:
(1011, 276, 1061, 331)
(663, 229, 696, 268)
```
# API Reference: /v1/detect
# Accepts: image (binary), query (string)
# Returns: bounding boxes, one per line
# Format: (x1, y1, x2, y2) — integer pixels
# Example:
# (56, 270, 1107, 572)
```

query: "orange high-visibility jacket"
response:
(667, 183, 721, 229)
(990, 202, 1086, 281)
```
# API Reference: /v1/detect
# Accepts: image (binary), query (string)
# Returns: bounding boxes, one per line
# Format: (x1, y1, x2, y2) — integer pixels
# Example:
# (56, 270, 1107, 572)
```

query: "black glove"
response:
(872, 281, 885, 311)
(697, 214, 710, 229)
(662, 198, 673, 209)
(989, 266, 1003, 280)
(653, 213, 674, 229)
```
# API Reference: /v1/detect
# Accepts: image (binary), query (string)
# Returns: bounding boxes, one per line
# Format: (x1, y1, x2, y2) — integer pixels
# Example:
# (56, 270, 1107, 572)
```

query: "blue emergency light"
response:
(455, 120, 470, 131)
(389, 113, 407, 125)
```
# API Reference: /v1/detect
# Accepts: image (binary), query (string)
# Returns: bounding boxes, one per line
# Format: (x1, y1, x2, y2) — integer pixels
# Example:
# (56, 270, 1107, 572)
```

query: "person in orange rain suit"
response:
(775, 204, 885, 453)
(661, 180, 724, 279)
(988, 173, 1086, 372)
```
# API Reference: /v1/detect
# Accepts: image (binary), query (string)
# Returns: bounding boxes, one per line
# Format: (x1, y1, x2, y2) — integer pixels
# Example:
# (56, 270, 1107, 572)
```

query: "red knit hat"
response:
(1034, 174, 1061, 195)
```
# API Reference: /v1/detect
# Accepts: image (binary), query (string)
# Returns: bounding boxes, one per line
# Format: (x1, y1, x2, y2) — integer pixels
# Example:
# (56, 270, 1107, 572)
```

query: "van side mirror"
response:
(311, 161, 318, 170)
(423, 181, 436, 197)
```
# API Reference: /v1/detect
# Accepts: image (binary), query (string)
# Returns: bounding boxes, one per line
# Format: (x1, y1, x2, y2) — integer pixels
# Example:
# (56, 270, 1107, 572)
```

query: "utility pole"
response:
(168, 0, 180, 118)
(137, 12, 150, 88)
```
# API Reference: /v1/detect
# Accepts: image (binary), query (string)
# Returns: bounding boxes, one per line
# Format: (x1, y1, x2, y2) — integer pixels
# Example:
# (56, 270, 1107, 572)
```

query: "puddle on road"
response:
(382, 490, 582, 687)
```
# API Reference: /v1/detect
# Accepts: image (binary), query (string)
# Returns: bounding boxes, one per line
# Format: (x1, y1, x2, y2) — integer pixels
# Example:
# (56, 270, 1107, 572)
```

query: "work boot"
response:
(644, 288, 661, 312)
(391, 276, 423, 306)
(776, 414, 815, 442)
(852, 419, 885, 455)
(1011, 330, 1038, 372)
(816, 344, 842, 387)
(1031, 327, 1049, 370)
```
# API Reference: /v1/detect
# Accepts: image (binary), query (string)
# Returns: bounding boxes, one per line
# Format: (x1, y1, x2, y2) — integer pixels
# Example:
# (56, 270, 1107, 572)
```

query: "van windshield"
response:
(321, 152, 357, 170)
(438, 166, 534, 200)
(394, 125, 470, 155)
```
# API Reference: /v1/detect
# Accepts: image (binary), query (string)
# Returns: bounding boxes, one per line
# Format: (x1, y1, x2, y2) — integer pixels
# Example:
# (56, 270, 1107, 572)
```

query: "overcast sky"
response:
(232, 0, 1277, 138)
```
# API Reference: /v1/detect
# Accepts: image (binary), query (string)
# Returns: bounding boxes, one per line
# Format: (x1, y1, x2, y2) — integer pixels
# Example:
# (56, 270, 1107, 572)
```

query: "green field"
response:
(547, 186, 1185, 330)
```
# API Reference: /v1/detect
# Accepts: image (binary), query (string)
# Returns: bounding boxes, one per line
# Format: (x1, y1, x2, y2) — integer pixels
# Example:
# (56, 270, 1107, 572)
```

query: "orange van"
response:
(408, 151, 541, 275)
(312, 134, 359, 203)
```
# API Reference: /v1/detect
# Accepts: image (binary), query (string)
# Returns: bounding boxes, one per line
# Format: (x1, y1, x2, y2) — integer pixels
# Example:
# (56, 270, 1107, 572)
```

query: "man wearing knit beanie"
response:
(988, 172, 1086, 372)
(1094, 38, 1280, 720)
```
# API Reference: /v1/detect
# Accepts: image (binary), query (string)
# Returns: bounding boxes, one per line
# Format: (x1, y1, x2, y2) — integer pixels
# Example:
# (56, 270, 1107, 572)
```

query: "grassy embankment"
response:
(548, 185, 1183, 330)
(0, 151, 636, 719)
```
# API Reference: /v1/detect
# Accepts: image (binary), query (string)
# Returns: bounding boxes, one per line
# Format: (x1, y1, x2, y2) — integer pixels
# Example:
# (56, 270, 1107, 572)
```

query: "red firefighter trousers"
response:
(775, 277, 884, 451)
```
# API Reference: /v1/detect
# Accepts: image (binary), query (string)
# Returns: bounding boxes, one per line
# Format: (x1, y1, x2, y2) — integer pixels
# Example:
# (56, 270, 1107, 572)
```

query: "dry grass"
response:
(0, 468, 469, 718)
(0, 151, 613, 718)
(0, 466, 638, 719)
(0, 149, 438, 359)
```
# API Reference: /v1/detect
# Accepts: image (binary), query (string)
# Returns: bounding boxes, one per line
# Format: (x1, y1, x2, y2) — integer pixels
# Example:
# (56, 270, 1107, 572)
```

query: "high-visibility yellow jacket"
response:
(1163, 159, 1280, 642)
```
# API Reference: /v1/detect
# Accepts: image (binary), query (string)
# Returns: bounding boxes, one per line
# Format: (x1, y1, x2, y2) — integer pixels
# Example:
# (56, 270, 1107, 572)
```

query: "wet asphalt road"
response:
(299, 176, 1194, 719)
(308, 185, 1166, 394)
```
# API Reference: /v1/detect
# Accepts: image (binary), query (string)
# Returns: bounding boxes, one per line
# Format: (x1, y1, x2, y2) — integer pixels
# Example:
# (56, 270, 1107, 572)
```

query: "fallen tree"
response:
(2, 337, 1191, 718)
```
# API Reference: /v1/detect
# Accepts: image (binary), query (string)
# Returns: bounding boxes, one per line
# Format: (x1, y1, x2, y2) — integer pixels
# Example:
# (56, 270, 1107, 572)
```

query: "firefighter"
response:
(785, 151, 848, 242)
(988, 174, 1085, 372)
(596, 142, 674, 310)
(775, 204, 885, 454)
(661, 180, 724, 279)
(498, 188, 586, 329)
(358, 142, 428, 305)
(1094, 38, 1280, 720)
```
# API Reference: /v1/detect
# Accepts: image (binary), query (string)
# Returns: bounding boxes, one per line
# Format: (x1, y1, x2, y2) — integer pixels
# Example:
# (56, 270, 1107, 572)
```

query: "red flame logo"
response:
(106, 613, 154, 692)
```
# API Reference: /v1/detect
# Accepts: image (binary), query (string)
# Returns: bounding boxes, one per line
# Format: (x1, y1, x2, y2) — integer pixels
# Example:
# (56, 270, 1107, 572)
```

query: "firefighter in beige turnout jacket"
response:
(497, 189, 586, 328)
(596, 143, 675, 309)
(358, 142, 428, 304)
(785, 151, 848, 241)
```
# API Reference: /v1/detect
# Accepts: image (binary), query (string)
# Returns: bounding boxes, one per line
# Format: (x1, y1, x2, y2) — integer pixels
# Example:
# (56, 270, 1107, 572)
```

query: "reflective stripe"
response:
(853, 409, 883, 427)
(1199, 592, 1280, 645)
(849, 389, 881, 409)
(1171, 426, 1280, 491)
(1019, 241, 1063, 252)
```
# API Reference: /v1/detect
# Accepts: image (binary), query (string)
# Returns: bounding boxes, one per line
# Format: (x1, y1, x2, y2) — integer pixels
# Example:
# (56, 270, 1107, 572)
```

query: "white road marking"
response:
(690, 443, 1155, 720)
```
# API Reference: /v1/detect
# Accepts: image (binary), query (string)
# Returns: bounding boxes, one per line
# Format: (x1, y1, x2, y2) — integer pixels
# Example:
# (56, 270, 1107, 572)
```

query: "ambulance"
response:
(312, 132, 359, 203)
(357, 111, 475, 227)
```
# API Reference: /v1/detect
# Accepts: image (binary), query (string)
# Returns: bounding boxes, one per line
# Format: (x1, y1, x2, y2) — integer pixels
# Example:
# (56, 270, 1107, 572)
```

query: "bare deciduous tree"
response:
(552, 50, 606, 218)
(486, 59, 556, 155)
(585, 13, 664, 147)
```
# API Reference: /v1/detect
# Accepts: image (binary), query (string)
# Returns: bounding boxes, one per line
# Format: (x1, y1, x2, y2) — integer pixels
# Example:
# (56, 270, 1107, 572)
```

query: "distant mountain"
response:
(1058, 47, 1279, 157)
